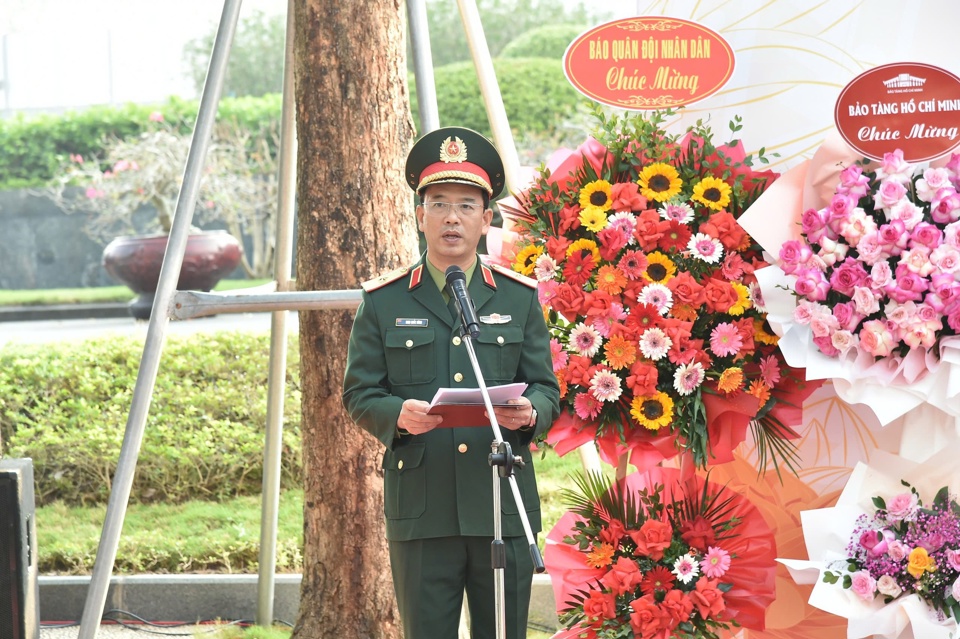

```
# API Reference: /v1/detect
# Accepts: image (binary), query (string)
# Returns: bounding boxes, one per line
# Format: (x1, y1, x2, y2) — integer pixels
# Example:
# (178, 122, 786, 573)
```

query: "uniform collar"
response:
(423, 256, 478, 301)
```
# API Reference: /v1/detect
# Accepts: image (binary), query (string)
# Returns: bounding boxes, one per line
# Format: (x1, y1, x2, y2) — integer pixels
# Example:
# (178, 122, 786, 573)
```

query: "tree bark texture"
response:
(292, 0, 416, 637)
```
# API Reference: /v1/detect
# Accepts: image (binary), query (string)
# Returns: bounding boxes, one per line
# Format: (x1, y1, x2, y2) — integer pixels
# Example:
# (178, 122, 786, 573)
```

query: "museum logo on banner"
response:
(835, 62, 960, 162)
(563, 17, 734, 110)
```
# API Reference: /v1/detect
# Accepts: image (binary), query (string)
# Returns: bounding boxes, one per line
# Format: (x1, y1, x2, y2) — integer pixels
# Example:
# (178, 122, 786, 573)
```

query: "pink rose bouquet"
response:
(778, 149, 960, 362)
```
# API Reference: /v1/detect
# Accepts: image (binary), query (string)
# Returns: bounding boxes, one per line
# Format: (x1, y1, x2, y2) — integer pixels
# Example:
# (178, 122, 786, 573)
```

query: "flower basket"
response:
(496, 107, 822, 472)
(544, 465, 777, 638)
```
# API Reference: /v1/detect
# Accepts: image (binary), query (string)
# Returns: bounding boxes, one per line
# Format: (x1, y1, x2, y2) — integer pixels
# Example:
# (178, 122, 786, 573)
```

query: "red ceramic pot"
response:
(102, 231, 243, 319)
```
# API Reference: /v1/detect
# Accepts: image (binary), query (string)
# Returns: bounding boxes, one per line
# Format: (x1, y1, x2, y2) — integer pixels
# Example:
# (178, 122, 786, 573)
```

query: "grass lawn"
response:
(0, 279, 274, 307)
(35, 444, 603, 575)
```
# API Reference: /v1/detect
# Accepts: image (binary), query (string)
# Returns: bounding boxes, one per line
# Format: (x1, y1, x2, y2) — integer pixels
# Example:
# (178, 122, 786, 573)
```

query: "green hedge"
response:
(500, 24, 585, 60)
(0, 94, 282, 191)
(2, 56, 582, 190)
(0, 332, 301, 506)
(410, 57, 584, 140)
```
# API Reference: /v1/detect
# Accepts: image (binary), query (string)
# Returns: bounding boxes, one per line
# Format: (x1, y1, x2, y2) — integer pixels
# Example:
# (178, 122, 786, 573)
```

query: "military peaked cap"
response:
(405, 126, 505, 198)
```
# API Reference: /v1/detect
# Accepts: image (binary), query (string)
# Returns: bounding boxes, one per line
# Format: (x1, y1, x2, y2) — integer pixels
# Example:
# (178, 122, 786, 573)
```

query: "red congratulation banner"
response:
(563, 17, 734, 111)
(835, 62, 960, 162)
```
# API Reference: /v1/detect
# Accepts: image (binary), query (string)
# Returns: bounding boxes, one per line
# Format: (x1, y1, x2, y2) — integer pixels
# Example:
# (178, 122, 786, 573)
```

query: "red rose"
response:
(610, 181, 647, 212)
(734, 317, 756, 357)
(545, 236, 571, 262)
(659, 588, 694, 629)
(565, 355, 594, 387)
(667, 271, 705, 308)
(600, 556, 643, 596)
(551, 282, 587, 318)
(599, 518, 627, 546)
(690, 578, 726, 619)
(700, 210, 749, 251)
(629, 519, 672, 561)
(625, 361, 659, 397)
(628, 595, 663, 638)
(679, 515, 717, 552)
(582, 589, 617, 620)
(558, 203, 582, 235)
(633, 210, 667, 252)
(702, 278, 739, 313)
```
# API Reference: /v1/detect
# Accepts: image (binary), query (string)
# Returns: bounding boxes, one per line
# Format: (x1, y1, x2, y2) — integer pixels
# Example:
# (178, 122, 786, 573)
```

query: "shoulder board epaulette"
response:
(361, 266, 410, 292)
(486, 262, 537, 289)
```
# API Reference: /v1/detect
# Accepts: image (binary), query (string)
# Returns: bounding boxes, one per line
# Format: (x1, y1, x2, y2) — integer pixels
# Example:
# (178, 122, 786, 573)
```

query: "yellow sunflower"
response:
(630, 391, 674, 431)
(579, 207, 608, 233)
(691, 176, 732, 211)
(578, 179, 613, 211)
(566, 238, 601, 263)
(512, 244, 543, 276)
(727, 282, 752, 315)
(643, 251, 677, 283)
(637, 163, 682, 202)
(754, 318, 779, 346)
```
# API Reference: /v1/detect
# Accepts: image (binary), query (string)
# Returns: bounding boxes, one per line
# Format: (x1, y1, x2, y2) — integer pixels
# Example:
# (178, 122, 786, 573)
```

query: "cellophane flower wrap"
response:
(777, 148, 960, 371)
(780, 447, 960, 639)
(740, 138, 960, 427)
(500, 108, 821, 470)
(544, 466, 777, 639)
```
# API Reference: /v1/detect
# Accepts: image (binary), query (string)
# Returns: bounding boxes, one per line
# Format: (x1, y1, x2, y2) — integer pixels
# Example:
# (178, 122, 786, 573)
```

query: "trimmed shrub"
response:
(409, 58, 583, 139)
(500, 24, 586, 60)
(0, 94, 282, 190)
(0, 332, 301, 506)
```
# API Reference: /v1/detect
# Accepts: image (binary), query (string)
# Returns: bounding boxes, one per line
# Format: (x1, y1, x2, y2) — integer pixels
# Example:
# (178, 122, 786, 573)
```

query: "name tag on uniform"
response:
(396, 318, 429, 327)
(480, 313, 511, 324)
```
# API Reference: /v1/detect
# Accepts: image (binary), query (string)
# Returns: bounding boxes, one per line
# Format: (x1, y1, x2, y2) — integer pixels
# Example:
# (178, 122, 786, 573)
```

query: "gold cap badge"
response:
(439, 136, 468, 163)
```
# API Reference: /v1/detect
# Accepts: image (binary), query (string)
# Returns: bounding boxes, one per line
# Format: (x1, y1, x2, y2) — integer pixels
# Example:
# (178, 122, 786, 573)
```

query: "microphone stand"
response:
(455, 320, 545, 639)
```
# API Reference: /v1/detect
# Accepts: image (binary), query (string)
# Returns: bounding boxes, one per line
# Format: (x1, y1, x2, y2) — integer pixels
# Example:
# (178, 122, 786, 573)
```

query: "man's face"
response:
(416, 182, 492, 272)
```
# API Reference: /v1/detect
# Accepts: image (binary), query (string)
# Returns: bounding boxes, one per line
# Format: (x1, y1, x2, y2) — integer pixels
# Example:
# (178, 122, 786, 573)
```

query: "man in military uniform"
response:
(342, 126, 560, 639)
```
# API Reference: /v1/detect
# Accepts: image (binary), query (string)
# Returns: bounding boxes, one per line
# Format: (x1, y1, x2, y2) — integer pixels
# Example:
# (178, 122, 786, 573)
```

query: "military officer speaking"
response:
(342, 126, 560, 639)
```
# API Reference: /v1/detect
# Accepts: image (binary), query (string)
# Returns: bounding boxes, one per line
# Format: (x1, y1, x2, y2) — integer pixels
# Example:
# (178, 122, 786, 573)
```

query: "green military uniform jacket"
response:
(342, 253, 561, 542)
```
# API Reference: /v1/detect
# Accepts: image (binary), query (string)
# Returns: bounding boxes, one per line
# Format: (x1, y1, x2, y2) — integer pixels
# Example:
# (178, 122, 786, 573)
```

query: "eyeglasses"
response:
(422, 201, 484, 217)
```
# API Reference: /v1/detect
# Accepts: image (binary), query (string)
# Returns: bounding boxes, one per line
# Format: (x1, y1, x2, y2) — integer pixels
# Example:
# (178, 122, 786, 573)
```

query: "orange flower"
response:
(717, 367, 744, 393)
(586, 542, 615, 568)
(604, 334, 637, 370)
(556, 372, 568, 399)
(596, 264, 628, 295)
(748, 379, 770, 405)
(907, 547, 937, 579)
(670, 301, 699, 322)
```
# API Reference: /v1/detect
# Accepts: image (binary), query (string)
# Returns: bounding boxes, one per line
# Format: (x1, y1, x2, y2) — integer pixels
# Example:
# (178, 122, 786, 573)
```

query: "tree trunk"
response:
(292, 0, 416, 637)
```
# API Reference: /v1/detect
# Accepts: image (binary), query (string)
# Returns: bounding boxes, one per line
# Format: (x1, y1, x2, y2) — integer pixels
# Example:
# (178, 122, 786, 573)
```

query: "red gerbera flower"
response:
(640, 565, 676, 594)
(657, 219, 692, 253)
(625, 303, 661, 335)
(563, 250, 597, 287)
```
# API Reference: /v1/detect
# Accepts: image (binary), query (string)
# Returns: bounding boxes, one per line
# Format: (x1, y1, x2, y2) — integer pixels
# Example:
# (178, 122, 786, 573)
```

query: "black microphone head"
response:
(444, 265, 466, 284)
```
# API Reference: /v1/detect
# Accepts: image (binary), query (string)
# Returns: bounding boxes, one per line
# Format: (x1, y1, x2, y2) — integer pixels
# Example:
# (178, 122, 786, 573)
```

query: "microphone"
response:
(445, 265, 481, 338)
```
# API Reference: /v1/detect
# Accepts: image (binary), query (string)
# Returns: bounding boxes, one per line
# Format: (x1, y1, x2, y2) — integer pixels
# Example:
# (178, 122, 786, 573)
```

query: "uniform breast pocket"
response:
(385, 328, 436, 386)
(475, 325, 523, 382)
(382, 443, 426, 520)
